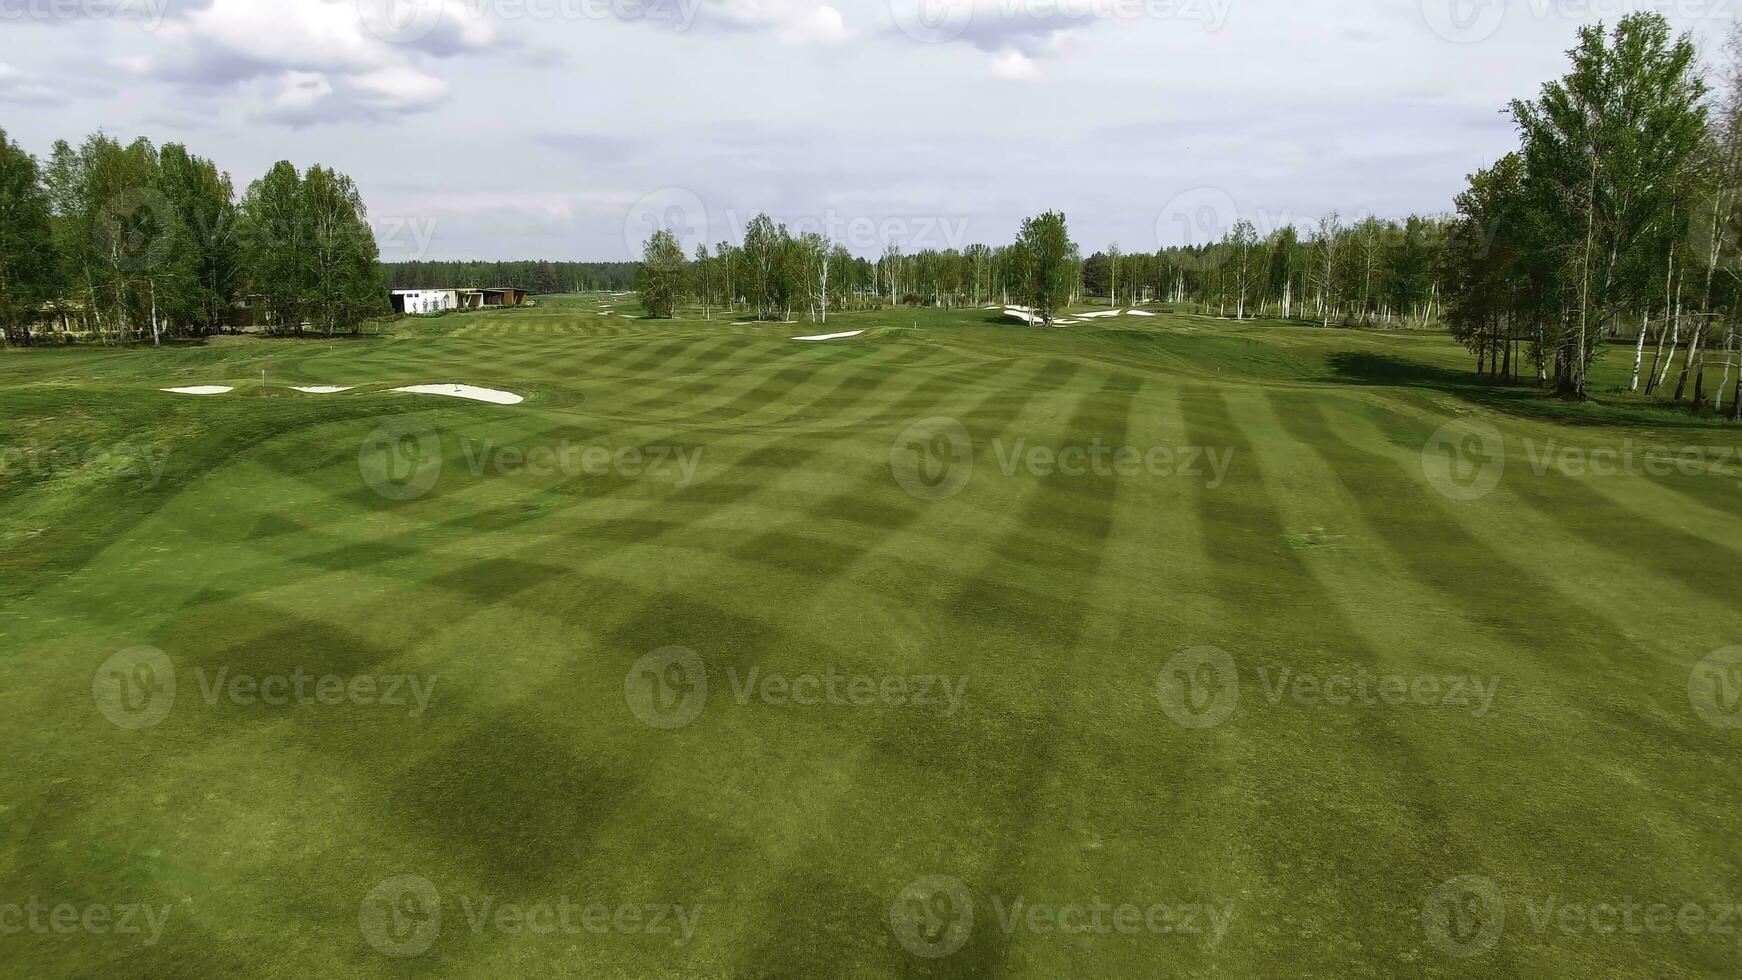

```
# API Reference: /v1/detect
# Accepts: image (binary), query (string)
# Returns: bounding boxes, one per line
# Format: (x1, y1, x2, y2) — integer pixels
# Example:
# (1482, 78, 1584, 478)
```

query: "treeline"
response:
(636, 210, 1447, 329)
(1094, 216, 1450, 326)
(637, 211, 1081, 323)
(0, 127, 384, 345)
(383, 260, 637, 293)
(1444, 13, 1742, 417)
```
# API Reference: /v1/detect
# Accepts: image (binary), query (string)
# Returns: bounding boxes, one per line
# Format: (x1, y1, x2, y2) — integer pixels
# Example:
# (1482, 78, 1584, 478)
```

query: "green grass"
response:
(2, 297, 1740, 977)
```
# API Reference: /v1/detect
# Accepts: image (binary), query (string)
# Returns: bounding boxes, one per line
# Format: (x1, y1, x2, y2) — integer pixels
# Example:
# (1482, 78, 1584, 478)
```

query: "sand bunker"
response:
(792, 330, 865, 342)
(161, 386, 234, 395)
(1127, 310, 1156, 317)
(1079, 310, 1123, 319)
(392, 384, 524, 406)
(292, 386, 355, 394)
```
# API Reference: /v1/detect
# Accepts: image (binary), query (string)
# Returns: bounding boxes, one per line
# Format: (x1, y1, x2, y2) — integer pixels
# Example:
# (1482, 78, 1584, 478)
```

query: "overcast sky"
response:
(1, 0, 1735, 261)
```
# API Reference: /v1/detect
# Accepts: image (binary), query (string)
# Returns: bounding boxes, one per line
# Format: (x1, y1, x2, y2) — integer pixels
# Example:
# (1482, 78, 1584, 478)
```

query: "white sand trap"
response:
(1005, 309, 1040, 324)
(1054, 319, 1084, 325)
(392, 384, 524, 406)
(792, 330, 865, 342)
(1126, 310, 1156, 317)
(161, 386, 234, 395)
(292, 385, 354, 394)
(1078, 310, 1123, 319)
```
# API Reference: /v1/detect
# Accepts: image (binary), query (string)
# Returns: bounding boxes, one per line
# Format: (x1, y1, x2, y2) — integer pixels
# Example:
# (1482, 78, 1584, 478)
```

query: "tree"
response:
(1446, 154, 1531, 375)
(1012, 210, 1076, 325)
(303, 165, 380, 336)
(1107, 241, 1121, 306)
(239, 161, 311, 335)
(158, 144, 240, 336)
(636, 228, 687, 318)
(0, 128, 58, 345)
(1310, 212, 1343, 327)
(1226, 221, 1258, 319)
(1511, 13, 1707, 399)
(693, 244, 712, 319)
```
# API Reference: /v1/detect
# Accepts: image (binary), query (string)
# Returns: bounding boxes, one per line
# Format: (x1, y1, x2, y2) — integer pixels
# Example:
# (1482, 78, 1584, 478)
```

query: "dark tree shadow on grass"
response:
(1316, 350, 1734, 432)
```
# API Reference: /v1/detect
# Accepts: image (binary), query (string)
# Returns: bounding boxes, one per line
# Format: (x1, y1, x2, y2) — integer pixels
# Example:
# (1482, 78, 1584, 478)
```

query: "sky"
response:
(0, 0, 1736, 262)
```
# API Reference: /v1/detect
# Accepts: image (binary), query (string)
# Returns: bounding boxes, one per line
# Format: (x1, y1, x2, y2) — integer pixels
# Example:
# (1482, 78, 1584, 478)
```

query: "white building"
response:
(391, 289, 460, 316)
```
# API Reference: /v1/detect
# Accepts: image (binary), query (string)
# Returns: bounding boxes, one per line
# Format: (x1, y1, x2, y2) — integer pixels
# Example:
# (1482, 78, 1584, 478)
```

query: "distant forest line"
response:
(381, 261, 637, 293)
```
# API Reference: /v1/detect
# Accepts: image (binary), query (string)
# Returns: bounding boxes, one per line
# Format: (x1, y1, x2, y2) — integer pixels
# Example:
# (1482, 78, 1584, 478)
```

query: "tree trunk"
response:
(1630, 312, 1648, 391)
(1717, 329, 1735, 415)
(1674, 318, 1703, 402)
(1655, 301, 1682, 395)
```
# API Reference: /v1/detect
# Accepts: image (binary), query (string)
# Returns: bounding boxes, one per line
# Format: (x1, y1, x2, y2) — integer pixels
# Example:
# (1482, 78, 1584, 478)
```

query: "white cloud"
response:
(989, 48, 1039, 79)
(126, 0, 498, 123)
(0, 62, 65, 106)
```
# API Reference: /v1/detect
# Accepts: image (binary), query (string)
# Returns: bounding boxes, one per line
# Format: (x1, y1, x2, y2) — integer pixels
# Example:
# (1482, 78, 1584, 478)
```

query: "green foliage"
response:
(635, 228, 687, 318)
(0, 127, 58, 345)
(12, 130, 384, 343)
(1012, 210, 1077, 323)
(383, 260, 635, 293)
